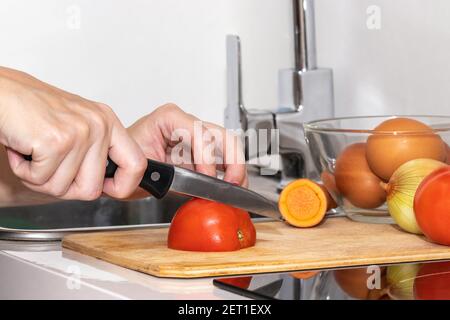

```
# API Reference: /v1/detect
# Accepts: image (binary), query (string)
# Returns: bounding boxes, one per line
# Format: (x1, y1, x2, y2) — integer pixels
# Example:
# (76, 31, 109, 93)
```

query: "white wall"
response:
(316, 0, 450, 117)
(0, 0, 292, 126)
(1, 0, 450, 127)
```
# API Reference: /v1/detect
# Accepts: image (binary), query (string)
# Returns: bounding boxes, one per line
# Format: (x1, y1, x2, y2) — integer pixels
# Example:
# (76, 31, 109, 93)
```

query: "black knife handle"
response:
(105, 157, 174, 199)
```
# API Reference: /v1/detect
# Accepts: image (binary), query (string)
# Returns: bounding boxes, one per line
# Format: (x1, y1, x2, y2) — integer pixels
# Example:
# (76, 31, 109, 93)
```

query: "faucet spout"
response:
(293, 0, 317, 71)
(224, 0, 335, 189)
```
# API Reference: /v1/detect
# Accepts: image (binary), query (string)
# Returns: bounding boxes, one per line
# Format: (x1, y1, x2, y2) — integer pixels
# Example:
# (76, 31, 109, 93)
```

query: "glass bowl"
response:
(304, 115, 450, 224)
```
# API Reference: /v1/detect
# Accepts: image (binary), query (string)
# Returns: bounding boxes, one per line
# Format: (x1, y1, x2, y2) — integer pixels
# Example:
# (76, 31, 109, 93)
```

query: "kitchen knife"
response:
(105, 158, 281, 220)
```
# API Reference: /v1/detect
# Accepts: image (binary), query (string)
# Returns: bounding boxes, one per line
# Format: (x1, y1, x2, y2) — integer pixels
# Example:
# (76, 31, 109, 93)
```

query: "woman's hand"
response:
(127, 104, 248, 198)
(0, 67, 146, 201)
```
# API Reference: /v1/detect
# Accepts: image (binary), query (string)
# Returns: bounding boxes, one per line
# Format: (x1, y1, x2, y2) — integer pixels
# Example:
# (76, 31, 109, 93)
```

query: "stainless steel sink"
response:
(0, 194, 268, 241)
(0, 195, 191, 241)
(0, 167, 277, 241)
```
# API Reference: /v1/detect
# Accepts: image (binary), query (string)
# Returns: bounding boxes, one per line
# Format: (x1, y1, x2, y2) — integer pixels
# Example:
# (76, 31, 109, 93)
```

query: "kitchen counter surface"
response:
(0, 240, 248, 299)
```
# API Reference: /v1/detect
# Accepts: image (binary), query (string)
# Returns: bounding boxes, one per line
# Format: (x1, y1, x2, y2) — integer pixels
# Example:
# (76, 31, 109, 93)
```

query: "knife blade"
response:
(105, 158, 281, 220)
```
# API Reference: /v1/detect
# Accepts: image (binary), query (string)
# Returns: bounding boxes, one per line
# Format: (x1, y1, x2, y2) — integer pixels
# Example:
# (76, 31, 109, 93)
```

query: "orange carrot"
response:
(278, 179, 335, 228)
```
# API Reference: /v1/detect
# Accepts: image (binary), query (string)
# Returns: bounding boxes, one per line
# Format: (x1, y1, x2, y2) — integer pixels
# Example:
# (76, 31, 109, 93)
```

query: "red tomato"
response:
(167, 198, 256, 252)
(219, 276, 253, 289)
(414, 261, 450, 300)
(414, 166, 450, 245)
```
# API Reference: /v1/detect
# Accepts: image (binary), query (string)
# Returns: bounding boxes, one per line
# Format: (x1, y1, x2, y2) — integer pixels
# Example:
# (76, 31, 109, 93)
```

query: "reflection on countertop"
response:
(214, 261, 450, 300)
(0, 243, 247, 299)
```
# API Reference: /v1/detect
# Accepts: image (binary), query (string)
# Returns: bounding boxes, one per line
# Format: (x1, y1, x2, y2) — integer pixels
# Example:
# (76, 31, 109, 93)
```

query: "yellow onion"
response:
(386, 263, 420, 300)
(383, 158, 446, 234)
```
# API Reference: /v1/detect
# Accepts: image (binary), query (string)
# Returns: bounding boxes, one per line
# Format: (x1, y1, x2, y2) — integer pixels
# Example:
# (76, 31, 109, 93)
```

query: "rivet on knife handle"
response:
(105, 157, 175, 199)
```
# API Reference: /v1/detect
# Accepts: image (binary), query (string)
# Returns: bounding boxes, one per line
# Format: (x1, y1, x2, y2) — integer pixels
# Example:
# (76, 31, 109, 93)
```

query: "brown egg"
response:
(334, 267, 388, 300)
(445, 143, 450, 165)
(366, 118, 446, 181)
(319, 171, 338, 210)
(335, 143, 386, 209)
(321, 170, 339, 196)
(318, 184, 338, 211)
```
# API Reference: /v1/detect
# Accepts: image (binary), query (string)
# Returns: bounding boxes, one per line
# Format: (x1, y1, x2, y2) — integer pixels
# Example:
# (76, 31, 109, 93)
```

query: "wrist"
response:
(0, 69, 23, 144)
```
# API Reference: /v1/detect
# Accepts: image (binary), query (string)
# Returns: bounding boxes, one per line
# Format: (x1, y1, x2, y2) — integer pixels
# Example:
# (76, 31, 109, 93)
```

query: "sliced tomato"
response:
(167, 198, 256, 252)
(414, 262, 450, 300)
(219, 276, 252, 289)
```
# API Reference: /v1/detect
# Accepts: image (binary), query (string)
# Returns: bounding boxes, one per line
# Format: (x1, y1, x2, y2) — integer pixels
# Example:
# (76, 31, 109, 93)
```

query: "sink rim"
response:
(0, 218, 274, 241)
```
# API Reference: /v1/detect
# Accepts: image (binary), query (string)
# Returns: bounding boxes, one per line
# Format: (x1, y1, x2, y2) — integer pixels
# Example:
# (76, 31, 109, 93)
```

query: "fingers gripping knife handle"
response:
(105, 158, 175, 199)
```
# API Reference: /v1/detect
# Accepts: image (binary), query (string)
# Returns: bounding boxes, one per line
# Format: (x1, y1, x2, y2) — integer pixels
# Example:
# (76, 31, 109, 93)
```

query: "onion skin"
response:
(385, 158, 446, 234)
(386, 263, 420, 300)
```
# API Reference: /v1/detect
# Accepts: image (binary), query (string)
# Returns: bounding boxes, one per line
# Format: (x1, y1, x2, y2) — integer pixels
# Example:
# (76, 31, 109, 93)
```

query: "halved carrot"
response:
(278, 179, 332, 228)
(290, 271, 319, 280)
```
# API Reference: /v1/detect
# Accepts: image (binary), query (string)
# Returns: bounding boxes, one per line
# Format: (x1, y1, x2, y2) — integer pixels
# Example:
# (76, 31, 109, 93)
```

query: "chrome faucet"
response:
(224, 0, 334, 189)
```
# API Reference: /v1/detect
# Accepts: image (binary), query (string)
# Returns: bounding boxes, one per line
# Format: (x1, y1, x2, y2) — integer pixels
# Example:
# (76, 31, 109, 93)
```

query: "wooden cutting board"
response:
(62, 218, 450, 278)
